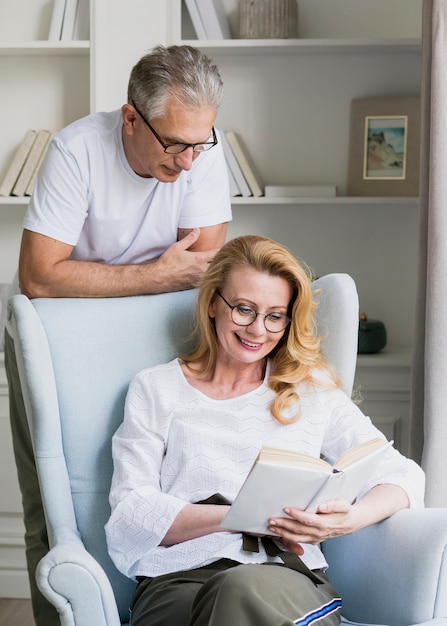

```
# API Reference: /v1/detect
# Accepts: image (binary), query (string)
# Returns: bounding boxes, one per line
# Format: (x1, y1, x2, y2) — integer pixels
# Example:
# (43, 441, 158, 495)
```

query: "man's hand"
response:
(152, 228, 220, 292)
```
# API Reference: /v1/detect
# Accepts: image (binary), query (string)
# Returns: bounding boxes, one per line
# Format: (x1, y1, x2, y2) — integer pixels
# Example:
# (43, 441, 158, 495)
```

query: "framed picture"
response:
(347, 97, 420, 197)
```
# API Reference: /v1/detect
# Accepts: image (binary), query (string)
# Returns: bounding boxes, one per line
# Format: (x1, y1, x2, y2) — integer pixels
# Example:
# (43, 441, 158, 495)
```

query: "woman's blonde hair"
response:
(182, 235, 339, 424)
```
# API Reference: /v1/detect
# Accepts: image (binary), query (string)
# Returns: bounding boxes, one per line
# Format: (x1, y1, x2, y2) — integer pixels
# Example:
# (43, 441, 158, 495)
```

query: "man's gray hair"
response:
(128, 45, 224, 120)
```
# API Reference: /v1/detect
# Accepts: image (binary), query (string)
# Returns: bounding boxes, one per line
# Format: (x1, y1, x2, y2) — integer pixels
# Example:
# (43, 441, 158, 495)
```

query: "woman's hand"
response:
(267, 484, 410, 551)
(267, 500, 354, 551)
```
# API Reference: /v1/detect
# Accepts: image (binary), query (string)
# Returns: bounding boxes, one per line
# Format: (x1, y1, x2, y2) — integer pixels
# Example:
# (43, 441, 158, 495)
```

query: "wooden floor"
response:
(0, 599, 35, 626)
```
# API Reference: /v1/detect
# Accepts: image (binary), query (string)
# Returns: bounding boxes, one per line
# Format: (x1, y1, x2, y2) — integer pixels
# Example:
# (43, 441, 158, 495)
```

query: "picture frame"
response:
(347, 97, 420, 197)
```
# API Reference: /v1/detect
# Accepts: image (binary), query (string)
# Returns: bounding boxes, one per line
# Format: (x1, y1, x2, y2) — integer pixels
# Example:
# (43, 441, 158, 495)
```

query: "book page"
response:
(334, 437, 390, 470)
(305, 439, 393, 512)
(258, 446, 331, 471)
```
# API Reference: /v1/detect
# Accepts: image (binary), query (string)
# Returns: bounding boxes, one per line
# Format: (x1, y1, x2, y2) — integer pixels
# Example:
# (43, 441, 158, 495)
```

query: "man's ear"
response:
(121, 103, 138, 135)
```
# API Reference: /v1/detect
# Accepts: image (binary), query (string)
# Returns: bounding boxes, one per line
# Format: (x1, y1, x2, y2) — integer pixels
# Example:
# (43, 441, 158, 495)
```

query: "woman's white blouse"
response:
(105, 358, 425, 579)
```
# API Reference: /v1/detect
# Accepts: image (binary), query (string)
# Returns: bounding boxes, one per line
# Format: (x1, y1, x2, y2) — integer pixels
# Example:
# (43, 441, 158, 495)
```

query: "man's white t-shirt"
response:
(23, 110, 232, 265)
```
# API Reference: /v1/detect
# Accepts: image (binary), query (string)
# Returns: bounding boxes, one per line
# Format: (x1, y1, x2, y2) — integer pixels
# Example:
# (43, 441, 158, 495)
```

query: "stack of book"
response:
(220, 130, 264, 198)
(0, 130, 57, 198)
(185, 0, 231, 39)
(48, 0, 89, 41)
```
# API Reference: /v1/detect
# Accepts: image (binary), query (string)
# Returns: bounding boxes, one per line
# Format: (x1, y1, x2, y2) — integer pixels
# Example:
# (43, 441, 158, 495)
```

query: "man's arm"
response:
(19, 223, 228, 298)
(177, 222, 227, 251)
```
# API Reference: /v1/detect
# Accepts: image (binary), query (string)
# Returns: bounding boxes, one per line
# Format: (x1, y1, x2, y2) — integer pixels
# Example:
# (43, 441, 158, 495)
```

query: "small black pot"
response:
(358, 313, 387, 354)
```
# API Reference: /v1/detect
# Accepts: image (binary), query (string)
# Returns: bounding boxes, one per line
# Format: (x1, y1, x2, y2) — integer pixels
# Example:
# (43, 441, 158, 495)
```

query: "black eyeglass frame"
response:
(216, 291, 291, 333)
(130, 99, 218, 154)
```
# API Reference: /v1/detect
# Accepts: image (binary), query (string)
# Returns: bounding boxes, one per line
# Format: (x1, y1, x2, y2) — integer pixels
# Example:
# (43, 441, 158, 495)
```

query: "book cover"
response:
(195, 0, 232, 39)
(225, 131, 264, 197)
(60, 0, 78, 41)
(12, 130, 52, 197)
(221, 438, 392, 535)
(48, 0, 67, 41)
(0, 130, 37, 197)
(220, 131, 251, 197)
(184, 0, 207, 39)
(72, 0, 89, 40)
(265, 185, 337, 198)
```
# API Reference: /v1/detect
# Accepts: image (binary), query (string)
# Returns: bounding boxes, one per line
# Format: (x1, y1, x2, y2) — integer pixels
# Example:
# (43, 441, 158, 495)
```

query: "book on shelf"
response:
(0, 130, 37, 197)
(226, 160, 242, 197)
(221, 437, 392, 535)
(73, 0, 90, 40)
(12, 130, 52, 198)
(184, 0, 208, 39)
(219, 131, 251, 197)
(264, 185, 338, 198)
(48, 0, 67, 41)
(225, 131, 264, 197)
(25, 131, 58, 197)
(60, 0, 78, 41)
(195, 0, 232, 39)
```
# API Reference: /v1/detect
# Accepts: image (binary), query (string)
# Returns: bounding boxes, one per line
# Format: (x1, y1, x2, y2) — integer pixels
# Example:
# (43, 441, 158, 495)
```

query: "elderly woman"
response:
(106, 235, 424, 626)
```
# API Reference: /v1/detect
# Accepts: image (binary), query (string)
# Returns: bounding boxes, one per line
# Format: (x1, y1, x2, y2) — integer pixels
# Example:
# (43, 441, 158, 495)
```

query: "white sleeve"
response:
(105, 373, 188, 577)
(178, 128, 233, 229)
(320, 389, 425, 509)
(23, 137, 89, 246)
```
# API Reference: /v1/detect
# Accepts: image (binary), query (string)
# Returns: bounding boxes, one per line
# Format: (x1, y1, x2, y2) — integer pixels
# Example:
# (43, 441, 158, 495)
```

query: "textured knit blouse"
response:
(105, 358, 425, 580)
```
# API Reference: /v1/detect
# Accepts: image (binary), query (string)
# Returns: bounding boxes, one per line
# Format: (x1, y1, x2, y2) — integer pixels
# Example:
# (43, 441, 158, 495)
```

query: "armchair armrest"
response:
(323, 508, 447, 626)
(36, 530, 123, 626)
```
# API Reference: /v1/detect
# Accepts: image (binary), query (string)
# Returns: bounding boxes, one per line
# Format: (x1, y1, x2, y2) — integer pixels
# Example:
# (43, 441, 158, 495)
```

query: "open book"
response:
(221, 438, 393, 534)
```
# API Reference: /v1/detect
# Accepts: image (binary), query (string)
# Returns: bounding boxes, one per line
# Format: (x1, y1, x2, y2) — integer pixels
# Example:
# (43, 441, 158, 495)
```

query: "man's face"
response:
(122, 96, 216, 182)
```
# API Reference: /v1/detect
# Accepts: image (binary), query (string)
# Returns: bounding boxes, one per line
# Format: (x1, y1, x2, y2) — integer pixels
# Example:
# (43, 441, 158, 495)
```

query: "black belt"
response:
(197, 493, 325, 585)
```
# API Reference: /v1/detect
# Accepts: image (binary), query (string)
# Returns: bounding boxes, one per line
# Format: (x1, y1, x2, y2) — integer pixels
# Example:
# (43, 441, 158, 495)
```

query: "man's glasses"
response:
(216, 291, 291, 333)
(130, 99, 218, 154)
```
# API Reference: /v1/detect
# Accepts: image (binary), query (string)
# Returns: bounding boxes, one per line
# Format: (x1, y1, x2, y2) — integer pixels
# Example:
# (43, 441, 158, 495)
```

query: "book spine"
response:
(0, 130, 37, 197)
(195, 0, 231, 39)
(25, 131, 57, 197)
(225, 131, 264, 197)
(184, 0, 208, 39)
(60, 0, 78, 41)
(48, 0, 67, 41)
(226, 161, 242, 197)
(12, 130, 52, 197)
(219, 132, 252, 197)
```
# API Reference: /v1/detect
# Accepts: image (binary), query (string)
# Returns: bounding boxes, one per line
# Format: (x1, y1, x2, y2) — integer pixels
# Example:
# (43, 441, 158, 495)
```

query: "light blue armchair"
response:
(7, 274, 447, 626)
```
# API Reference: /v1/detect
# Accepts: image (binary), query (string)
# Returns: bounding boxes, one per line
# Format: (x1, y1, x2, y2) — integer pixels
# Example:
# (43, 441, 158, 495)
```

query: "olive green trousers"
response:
(130, 558, 341, 626)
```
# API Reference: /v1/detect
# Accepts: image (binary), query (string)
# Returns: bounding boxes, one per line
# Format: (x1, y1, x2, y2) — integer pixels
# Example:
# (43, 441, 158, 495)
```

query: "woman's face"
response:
(209, 267, 293, 368)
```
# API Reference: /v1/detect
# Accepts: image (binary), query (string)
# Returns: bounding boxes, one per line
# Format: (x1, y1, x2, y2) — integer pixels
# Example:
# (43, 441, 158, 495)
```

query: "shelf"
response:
(0, 196, 419, 209)
(0, 197, 29, 206)
(0, 41, 89, 56)
(178, 38, 421, 55)
(231, 196, 419, 207)
(357, 348, 412, 369)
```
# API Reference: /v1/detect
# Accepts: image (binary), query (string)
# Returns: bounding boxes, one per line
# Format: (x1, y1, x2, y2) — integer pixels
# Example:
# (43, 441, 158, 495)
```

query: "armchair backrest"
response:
(7, 274, 358, 623)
